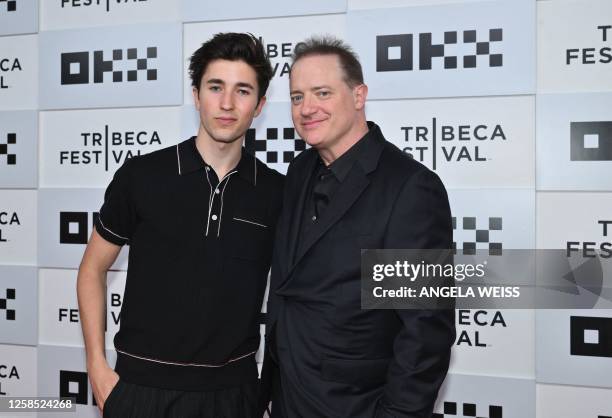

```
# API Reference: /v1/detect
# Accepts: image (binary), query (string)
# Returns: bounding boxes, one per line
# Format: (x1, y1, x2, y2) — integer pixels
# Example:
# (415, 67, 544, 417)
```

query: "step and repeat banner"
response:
(1, 0, 612, 417)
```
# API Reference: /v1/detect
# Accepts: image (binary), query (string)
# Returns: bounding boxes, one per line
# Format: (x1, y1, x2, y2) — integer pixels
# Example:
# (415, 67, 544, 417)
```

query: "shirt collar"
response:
(326, 121, 381, 182)
(176, 137, 257, 185)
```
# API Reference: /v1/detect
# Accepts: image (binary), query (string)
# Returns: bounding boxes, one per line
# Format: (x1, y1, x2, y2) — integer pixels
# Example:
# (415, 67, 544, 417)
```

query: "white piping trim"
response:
(233, 217, 268, 229)
(204, 168, 214, 236)
(176, 145, 181, 175)
(97, 217, 129, 241)
(217, 172, 236, 237)
(116, 349, 256, 368)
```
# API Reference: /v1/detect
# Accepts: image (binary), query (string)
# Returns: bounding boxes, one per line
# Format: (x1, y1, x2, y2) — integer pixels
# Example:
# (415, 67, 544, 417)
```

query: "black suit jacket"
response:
(263, 123, 455, 418)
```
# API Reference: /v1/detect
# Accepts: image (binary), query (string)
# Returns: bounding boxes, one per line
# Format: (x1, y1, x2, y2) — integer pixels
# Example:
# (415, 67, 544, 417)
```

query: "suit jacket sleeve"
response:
(376, 168, 455, 418)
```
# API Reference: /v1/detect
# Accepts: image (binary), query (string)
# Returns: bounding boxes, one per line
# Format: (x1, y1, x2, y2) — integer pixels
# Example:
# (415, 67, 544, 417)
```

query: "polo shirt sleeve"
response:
(94, 158, 136, 246)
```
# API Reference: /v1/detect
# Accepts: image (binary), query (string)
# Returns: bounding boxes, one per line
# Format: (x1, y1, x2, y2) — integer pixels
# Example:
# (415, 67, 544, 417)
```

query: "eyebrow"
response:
(206, 79, 255, 90)
(290, 85, 331, 95)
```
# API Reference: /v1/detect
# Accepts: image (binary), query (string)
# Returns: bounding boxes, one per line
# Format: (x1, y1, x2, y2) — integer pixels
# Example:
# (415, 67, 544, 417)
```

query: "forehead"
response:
(202, 59, 258, 83)
(290, 54, 344, 86)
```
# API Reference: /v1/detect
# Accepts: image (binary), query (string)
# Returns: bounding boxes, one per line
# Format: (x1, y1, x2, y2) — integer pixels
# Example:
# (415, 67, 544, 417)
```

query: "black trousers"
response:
(103, 379, 258, 418)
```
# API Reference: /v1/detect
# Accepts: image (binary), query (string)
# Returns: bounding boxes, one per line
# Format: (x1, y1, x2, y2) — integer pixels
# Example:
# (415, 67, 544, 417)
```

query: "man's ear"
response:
(192, 86, 200, 111)
(254, 95, 267, 118)
(353, 84, 368, 110)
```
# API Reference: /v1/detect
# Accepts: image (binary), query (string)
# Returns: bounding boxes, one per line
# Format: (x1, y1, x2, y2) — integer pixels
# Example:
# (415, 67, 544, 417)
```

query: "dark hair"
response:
(291, 35, 364, 87)
(189, 32, 273, 101)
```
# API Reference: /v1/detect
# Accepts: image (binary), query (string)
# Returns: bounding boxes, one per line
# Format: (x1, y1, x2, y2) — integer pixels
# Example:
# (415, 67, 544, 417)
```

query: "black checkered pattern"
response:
(0, 133, 16, 165)
(94, 47, 157, 83)
(0, 288, 16, 320)
(433, 402, 502, 418)
(244, 127, 306, 164)
(462, 28, 503, 68)
(453, 216, 502, 256)
(126, 47, 157, 82)
(0, 0, 17, 12)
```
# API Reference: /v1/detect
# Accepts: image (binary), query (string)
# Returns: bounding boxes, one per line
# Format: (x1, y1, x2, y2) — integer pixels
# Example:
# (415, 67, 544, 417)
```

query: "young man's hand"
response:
(88, 360, 120, 413)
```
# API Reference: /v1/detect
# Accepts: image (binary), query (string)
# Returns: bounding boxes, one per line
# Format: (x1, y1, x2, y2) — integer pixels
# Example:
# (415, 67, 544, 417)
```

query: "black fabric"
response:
(95, 137, 284, 390)
(264, 122, 455, 417)
(103, 379, 258, 418)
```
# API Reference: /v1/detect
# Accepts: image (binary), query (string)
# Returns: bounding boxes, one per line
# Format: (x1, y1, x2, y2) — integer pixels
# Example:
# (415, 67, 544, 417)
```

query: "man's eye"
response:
(317, 91, 330, 97)
(291, 95, 303, 104)
(209, 85, 221, 92)
(238, 89, 250, 96)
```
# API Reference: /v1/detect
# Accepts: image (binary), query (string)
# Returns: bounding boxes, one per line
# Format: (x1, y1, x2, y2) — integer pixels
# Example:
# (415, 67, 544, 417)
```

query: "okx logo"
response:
(61, 47, 157, 85)
(0, 0, 16, 12)
(244, 127, 306, 168)
(0, 133, 16, 165)
(59, 370, 96, 406)
(570, 316, 612, 358)
(453, 216, 503, 256)
(433, 402, 502, 418)
(570, 121, 612, 161)
(377, 29, 503, 72)
(59, 212, 99, 244)
(0, 288, 15, 320)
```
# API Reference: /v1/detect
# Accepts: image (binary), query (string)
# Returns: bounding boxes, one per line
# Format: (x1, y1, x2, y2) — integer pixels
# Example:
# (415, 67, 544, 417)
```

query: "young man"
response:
(77, 33, 283, 418)
(263, 37, 455, 417)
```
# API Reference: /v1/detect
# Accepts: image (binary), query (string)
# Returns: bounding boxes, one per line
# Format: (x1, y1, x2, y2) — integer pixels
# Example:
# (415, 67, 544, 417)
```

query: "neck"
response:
(195, 129, 243, 179)
(318, 117, 369, 166)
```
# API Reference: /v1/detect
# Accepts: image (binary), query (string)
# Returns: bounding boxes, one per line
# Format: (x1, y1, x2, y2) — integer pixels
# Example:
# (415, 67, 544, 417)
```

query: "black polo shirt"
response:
(94, 136, 283, 391)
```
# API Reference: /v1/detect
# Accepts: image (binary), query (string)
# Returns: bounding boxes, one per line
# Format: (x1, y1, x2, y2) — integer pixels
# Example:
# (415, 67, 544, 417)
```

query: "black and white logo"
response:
(566, 25, 612, 65)
(401, 118, 506, 169)
(0, 288, 15, 321)
(456, 309, 506, 348)
(0, 0, 16, 12)
(1, 56, 22, 89)
(570, 316, 612, 358)
(244, 127, 306, 165)
(258, 38, 304, 78)
(0, 363, 20, 396)
(59, 211, 99, 244)
(61, 47, 157, 85)
(60, 126, 161, 171)
(570, 121, 612, 161)
(61, 0, 148, 13)
(377, 29, 503, 72)
(433, 401, 502, 418)
(567, 220, 612, 258)
(59, 370, 96, 405)
(453, 216, 503, 256)
(0, 133, 16, 165)
(0, 210, 20, 243)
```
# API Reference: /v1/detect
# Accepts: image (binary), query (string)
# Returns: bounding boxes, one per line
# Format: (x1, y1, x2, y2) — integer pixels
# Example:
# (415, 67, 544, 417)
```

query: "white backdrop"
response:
(1, 0, 612, 417)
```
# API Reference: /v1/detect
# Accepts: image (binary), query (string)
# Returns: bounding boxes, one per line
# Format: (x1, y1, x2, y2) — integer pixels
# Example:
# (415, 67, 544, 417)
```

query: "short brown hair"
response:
(291, 35, 364, 88)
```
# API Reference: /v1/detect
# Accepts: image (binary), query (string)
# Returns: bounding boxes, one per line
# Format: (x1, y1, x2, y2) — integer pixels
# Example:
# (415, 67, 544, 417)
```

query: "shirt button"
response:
(215, 189, 220, 194)
(312, 215, 317, 222)
(206, 166, 210, 172)
(211, 214, 218, 221)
